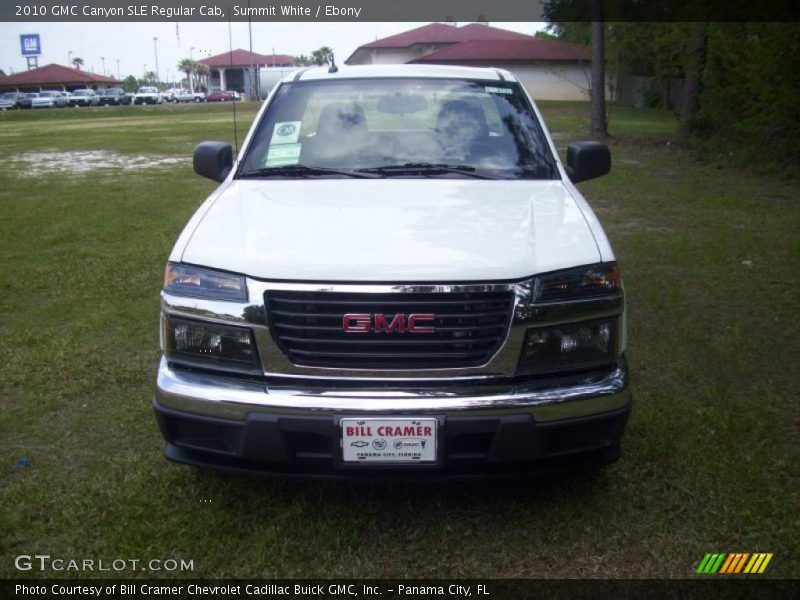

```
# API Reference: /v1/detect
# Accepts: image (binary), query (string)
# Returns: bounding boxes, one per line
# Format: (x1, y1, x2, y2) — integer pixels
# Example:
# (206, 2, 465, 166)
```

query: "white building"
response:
(346, 23, 592, 102)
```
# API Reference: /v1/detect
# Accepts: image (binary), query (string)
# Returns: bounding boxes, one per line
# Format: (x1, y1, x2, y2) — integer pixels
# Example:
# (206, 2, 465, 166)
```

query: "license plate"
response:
(341, 417, 437, 463)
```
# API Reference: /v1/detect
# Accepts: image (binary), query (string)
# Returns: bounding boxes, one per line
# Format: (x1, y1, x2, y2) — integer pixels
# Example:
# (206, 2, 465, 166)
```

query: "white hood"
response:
(178, 179, 601, 282)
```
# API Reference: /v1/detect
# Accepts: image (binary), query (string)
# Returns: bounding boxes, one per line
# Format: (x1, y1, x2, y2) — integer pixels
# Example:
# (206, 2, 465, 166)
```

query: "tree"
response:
(590, 0, 607, 137)
(193, 63, 209, 92)
(72, 57, 84, 70)
(678, 24, 707, 142)
(143, 70, 157, 85)
(178, 58, 195, 92)
(122, 75, 138, 93)
(311, 46, 333, 66)
(293, 54, 312, 66)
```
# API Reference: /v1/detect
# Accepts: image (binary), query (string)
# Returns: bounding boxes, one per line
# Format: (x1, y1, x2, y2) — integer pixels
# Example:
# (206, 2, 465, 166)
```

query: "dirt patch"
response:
(10, 150, 189, 177)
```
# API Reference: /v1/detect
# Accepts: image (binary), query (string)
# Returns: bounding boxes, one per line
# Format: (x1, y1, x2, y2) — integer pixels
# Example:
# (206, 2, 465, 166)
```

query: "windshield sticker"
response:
(485, 86, 513, 95)
(265, 143, 301, 166)
(270, 121, 301, 145)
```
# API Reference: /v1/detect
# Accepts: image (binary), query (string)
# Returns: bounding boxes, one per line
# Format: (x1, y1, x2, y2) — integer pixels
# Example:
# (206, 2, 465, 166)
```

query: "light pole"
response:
(101, 56, 105, 76)
(190, 46, 194, 60)
(153, 37, 160, 88)
(116, 59, 120, 80)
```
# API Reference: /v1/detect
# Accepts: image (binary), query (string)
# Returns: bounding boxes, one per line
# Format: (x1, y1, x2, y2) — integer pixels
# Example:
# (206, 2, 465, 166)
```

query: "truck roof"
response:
(284, 64, 519, 83)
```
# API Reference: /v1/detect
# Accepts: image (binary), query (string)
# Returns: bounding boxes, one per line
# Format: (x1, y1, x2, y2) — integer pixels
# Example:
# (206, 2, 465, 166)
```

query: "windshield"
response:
(40, 92, 58, 97)
(1, 93, 17, 99)
(74, 89, 92, 95)
(138, 87, 157, 93)
(239, 78, 558, 179)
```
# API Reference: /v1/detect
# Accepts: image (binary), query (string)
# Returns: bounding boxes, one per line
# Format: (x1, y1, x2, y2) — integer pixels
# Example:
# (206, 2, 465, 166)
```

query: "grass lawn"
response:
(0, 101, 798, 579)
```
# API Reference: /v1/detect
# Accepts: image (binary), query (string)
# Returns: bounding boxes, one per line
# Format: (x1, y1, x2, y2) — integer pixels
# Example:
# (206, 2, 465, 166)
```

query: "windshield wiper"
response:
(358, 163, 501, 179)
(238, 164, 378, 179)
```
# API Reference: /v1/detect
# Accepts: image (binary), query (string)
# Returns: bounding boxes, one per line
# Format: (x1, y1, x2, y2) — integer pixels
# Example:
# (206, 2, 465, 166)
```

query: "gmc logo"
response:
(342, 313, 435, 334)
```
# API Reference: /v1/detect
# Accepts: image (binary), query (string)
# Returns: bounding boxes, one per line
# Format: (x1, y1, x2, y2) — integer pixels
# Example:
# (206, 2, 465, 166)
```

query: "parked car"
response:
(69, 89, 100, 107)
(173, 90, 206, 103)
(31, 91, 69, 108)
(98, 87, 127, 106)
(0, 91, 26, 110)
(206, 90, 238, 102)
(155, 65, 629, 478)
(161, 88, 182, 103)
(12, 93, 35, 109)
(134, 86, 163, 105)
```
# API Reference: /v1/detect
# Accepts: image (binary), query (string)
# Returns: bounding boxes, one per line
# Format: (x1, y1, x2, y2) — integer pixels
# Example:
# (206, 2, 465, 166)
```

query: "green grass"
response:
(0, 101, 798, 579)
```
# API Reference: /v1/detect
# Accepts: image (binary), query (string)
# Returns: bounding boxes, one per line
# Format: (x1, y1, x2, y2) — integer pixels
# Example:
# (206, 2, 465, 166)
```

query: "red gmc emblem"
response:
(342, 313, 435, 334)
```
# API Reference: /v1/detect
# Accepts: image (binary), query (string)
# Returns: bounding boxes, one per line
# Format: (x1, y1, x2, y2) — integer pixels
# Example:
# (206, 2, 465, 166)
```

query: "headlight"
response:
(535, 263, 620, 302)
(163, 316, 260, 373)
(164, 263, 246, 301)
(517, 318, 618, 375)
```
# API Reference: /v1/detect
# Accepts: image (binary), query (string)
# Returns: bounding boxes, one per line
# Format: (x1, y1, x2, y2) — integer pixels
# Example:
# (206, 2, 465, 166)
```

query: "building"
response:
(0, 63, 121, 92)
(346, 23, 591, 101)
(199, 49, 294, 100)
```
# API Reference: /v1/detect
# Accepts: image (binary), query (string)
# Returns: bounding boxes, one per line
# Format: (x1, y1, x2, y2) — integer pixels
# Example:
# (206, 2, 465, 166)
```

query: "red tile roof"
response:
(412, 39, 591, 63)
(0, 63, 121, 87)
(359, 23, 536, 49)
(200, 49, 294, 68)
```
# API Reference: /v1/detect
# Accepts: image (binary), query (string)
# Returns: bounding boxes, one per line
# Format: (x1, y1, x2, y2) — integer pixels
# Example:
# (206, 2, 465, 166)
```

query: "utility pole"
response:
(101, 56, 105, 76)
(153, 37, 160, 88)
(116, 59, 120, 80)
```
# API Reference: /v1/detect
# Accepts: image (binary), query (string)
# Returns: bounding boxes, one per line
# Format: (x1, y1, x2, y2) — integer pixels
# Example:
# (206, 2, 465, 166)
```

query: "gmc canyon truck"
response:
(155, 65, 630, 477)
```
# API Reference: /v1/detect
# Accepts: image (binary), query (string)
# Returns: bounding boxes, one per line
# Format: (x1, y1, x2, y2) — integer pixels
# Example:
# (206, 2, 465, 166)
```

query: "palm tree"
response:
(72, 57, 84, 70)
(193, 63, 209, 92)
(178, 58, 195, 92)
(311, 46, 333, 66)
(293, 54, 311, 66)
(143, 70, 157, 85)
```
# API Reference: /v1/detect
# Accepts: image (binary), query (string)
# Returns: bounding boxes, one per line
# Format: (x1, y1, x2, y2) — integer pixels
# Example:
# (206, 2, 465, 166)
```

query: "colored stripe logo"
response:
(697, 552, 773, 574)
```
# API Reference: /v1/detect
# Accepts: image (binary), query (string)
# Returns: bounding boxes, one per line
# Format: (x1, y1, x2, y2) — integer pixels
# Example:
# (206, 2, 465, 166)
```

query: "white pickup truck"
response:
(155, 65, 631, 478)
(134, 86, 162, 105)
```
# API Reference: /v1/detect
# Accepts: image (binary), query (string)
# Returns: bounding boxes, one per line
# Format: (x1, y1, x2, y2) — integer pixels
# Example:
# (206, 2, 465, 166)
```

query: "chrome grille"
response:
(265, 290, 514, 369)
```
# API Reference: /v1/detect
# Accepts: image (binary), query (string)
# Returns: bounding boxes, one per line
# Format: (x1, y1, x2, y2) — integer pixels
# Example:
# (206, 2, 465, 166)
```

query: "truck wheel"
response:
(194, 97, 202, 103)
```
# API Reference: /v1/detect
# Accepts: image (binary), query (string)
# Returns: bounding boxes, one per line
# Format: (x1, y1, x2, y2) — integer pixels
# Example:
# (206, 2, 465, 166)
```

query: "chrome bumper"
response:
(155, 357, 631, 423)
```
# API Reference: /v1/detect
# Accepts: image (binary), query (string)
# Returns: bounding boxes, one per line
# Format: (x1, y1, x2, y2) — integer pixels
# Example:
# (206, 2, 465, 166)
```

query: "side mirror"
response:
(193, 141, 233, 182)
(565, 141, 611, 184)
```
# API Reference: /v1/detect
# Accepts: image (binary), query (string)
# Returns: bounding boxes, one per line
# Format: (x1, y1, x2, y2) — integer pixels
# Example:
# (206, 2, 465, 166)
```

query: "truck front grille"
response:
(265, 290, 515, 369)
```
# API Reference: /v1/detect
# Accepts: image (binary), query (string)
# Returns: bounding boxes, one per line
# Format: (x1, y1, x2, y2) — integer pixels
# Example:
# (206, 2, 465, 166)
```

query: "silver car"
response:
(31, 91, 69, 108)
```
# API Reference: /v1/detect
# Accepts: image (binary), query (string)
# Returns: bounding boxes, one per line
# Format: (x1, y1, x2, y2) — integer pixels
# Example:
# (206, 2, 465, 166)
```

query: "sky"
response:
(1, 21, 546, 81)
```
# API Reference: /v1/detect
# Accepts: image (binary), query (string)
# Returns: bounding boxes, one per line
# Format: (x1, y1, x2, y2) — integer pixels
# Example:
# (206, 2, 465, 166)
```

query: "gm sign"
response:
(20, 34, 41, 56)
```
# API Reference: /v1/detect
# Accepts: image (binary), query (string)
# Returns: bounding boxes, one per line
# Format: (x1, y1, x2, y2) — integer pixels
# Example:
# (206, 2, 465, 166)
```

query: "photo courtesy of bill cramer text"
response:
(9, 581, 494, 599)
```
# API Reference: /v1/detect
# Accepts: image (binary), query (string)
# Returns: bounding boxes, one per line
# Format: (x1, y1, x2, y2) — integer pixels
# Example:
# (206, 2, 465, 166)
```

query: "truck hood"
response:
(179, 179, 600, 282)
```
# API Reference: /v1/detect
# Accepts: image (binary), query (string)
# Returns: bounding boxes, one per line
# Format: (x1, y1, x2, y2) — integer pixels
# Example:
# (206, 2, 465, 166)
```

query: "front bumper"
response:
(154, 357, 631, 478)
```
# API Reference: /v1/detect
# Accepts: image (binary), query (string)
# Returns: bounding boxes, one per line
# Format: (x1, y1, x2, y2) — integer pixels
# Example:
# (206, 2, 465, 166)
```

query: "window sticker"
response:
(485, 86, 513, 95)
(265, 143, 302, 166)
(270, 121, 301, 145)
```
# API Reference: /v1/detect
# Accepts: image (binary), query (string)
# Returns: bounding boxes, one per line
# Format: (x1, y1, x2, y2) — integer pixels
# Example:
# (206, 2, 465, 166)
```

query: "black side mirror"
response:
(193, 141, 233, 182)
(565, 141, 611, 184)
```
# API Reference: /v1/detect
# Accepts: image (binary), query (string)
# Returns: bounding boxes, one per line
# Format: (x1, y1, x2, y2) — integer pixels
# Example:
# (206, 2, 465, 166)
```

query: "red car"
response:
(206, 90, 240, 102)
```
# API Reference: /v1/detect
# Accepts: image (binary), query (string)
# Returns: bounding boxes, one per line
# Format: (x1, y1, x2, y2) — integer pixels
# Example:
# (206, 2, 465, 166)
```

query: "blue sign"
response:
(20, 34, 41, 56)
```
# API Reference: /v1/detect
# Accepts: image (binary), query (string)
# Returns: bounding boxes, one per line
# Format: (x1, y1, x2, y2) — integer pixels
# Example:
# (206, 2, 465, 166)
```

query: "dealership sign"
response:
(20, 34, 41, 56)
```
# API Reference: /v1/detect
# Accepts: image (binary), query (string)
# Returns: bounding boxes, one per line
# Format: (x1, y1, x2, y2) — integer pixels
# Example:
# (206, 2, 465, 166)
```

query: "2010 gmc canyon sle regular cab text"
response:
(154, 65, 631, 478)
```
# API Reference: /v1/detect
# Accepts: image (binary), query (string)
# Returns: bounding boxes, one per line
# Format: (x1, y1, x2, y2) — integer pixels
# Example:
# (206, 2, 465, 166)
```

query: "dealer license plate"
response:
(341, 417, 437, 463)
